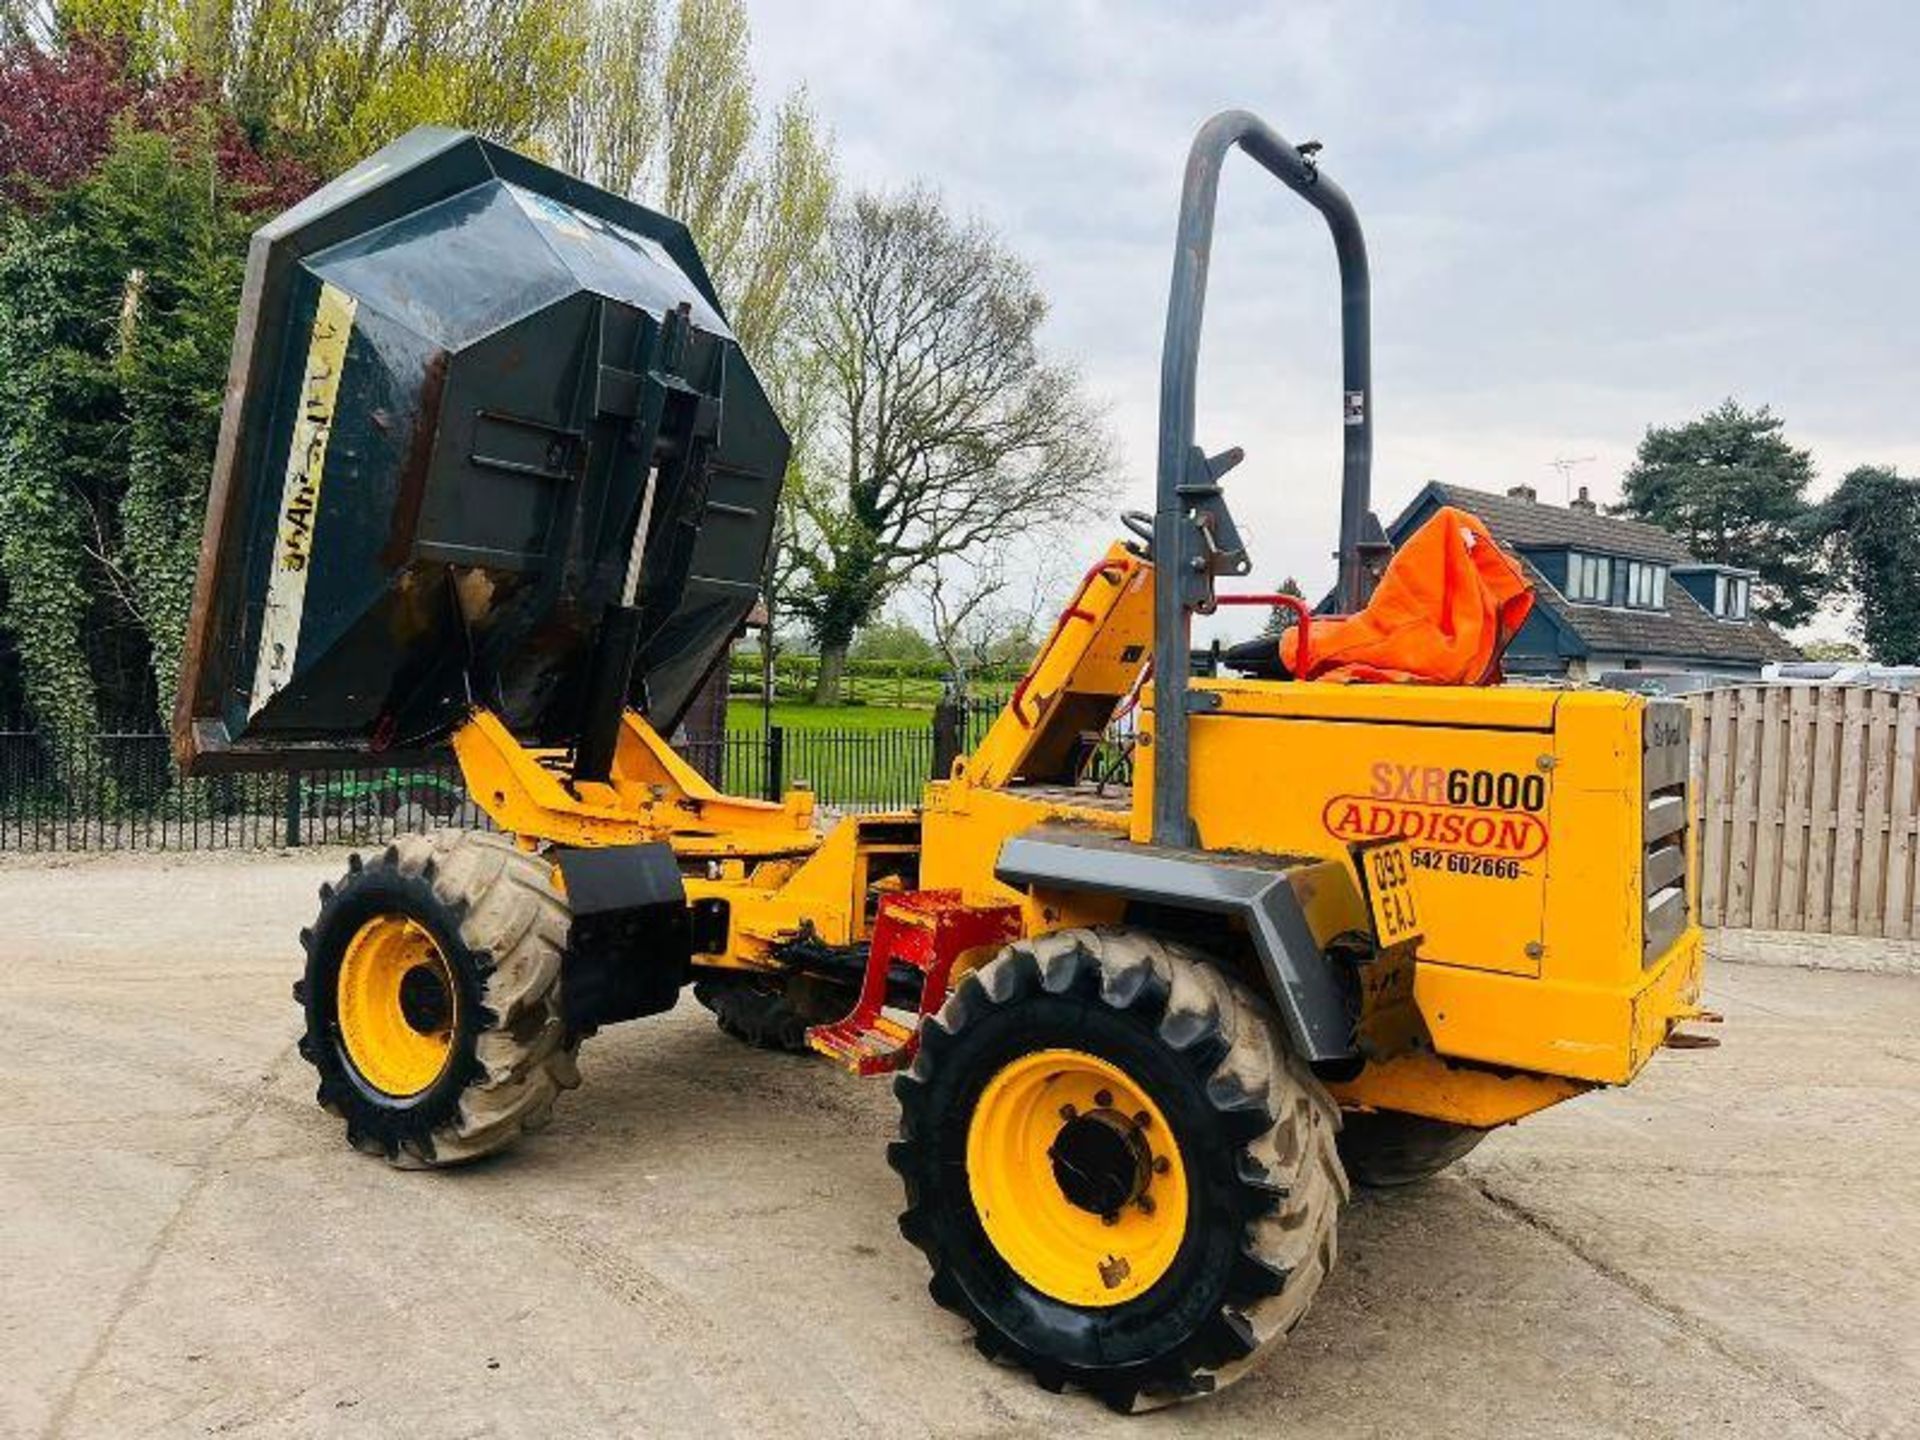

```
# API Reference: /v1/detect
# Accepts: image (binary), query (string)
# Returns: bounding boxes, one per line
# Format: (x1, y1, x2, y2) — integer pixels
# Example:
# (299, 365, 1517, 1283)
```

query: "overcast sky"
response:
(749, 1, 1918, 635)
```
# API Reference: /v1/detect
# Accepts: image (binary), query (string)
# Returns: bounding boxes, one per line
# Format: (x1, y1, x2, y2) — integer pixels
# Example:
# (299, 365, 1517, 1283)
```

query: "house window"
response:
(1715, 573, 1751, 620)
(1624, 561, 1667, 609)
(1566, 552, 1614, 604)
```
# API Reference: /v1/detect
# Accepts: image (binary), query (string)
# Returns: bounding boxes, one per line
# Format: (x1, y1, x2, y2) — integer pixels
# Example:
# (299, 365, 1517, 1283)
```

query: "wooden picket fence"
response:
(1691, 684, 1920, 937)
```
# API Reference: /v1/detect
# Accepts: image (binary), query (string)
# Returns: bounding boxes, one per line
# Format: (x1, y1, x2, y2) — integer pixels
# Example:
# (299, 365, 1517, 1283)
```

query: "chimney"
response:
(1569, 485, 1597, 515)
(1506, 483, 1537, 502)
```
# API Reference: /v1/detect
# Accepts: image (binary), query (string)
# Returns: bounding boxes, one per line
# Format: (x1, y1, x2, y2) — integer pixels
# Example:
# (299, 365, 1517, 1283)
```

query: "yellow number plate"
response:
(1359, 841, 1423, 950)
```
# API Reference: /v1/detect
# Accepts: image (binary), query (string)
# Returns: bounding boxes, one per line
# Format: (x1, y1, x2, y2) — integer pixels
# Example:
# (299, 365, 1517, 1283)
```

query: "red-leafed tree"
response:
(0, 37, 310, 212)
(0, 39, 135, 200)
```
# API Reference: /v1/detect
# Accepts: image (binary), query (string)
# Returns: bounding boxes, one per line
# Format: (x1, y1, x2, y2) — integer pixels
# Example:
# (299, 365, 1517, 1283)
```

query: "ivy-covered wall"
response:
(0, 41, 301, 766)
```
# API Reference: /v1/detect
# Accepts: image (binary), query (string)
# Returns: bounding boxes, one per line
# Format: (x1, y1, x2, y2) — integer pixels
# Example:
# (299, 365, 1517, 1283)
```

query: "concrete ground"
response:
(2, 850, 1916, 1440)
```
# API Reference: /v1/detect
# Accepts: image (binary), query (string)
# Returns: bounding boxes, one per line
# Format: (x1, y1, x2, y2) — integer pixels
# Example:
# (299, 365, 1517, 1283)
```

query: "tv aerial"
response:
(1548, 455, 1596, 503)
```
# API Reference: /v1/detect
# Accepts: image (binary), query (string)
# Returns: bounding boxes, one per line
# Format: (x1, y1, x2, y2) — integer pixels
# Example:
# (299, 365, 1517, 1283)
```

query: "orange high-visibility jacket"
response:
(1281, 506, 1533, 685)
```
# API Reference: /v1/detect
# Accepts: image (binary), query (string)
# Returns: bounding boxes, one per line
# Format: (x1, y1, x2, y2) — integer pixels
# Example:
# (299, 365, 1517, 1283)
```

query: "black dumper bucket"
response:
(174, 127, 788, 774)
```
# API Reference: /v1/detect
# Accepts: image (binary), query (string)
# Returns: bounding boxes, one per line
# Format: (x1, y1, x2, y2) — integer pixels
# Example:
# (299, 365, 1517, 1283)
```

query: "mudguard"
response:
(553, 842, 690, 1030)
(994, 824, 1358, 1063)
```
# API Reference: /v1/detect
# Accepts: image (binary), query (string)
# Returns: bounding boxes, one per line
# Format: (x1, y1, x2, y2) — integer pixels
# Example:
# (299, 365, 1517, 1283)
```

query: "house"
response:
(1388, 481, 1799, 681)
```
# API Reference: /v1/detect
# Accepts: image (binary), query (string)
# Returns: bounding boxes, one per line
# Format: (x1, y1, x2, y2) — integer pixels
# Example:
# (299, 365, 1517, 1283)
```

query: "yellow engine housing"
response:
(1146, 678, 1705, 1089)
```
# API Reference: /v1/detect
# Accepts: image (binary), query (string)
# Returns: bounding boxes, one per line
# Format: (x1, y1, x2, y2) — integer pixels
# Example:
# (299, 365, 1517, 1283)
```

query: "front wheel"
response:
(1336, 1110, 1487, 1187)
(890, 928, 1347, 1411)
(294, 830, 581, 1167)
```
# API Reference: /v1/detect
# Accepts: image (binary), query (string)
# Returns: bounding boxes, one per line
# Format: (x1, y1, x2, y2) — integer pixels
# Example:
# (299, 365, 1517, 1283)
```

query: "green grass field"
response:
(725, 699, 931, 731)
(725, 668, 948, 711)
(716, 699, 971, 806)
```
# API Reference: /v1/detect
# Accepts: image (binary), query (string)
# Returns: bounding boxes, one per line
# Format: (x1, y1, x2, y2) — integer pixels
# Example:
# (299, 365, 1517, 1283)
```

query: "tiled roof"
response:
(1418, 482, 1694, 562)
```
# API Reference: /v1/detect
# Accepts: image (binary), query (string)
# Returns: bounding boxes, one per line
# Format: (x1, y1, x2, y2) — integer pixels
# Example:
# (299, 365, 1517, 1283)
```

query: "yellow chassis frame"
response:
(452, 707, 818, 860)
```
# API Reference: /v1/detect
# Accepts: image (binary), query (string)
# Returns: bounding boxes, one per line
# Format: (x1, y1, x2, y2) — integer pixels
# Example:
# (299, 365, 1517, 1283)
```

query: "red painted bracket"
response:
(806, 890, 1024, 1076)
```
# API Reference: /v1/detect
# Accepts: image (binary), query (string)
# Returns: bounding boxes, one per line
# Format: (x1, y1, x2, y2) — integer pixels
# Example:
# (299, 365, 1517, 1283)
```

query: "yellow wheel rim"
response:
(336, 914, 459, 1098)
(966, 1048, 1188, 1307)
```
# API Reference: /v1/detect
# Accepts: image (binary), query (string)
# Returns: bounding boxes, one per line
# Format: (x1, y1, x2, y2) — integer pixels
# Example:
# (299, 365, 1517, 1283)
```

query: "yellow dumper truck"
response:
(175, 112, 1707, 1409)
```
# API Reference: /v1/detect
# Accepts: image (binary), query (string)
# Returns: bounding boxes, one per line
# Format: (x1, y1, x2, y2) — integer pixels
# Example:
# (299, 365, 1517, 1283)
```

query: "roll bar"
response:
(1149, 110, 1373, 848)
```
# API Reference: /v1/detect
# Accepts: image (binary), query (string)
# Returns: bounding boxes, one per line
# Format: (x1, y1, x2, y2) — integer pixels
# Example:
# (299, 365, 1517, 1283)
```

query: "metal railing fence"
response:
(0, 700, 1025, 851)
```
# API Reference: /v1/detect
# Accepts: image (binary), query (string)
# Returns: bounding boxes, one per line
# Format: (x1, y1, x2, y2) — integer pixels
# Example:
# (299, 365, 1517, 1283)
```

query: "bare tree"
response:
(789, 187, 1114, 703)
(926, 549, 1062, 687)
(927, 557, 1009, 683)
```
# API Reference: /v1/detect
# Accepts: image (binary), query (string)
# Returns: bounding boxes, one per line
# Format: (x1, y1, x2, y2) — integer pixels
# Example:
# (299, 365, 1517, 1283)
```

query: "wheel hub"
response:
(335, 914, 458, 1099)
(966, 1048, 1189, 1307)
(1049, 1109, 1152, 1218)
(397, 963, 453, 1035)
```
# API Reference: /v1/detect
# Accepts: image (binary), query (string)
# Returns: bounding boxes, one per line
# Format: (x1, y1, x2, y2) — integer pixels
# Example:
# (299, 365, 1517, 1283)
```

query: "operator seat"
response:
(1215, 506, 1533, 687)
(1221, 636, 1294, 681)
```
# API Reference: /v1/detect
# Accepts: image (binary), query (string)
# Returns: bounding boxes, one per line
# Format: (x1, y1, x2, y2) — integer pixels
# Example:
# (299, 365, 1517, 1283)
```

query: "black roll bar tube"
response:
(1150, 109, 1373, 848)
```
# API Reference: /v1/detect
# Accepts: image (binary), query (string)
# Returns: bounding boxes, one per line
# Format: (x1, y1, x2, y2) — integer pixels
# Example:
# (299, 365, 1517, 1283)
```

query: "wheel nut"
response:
(1094, 1089, 1113, 1108)
(1059, 1103, 1078, 1120)
(1101, 1211, 1119, 1227)
(1133, 1110, 1151, 1129)
(1153, 1156, 1170, 1175)
(1136, 1195, 1155, 1215)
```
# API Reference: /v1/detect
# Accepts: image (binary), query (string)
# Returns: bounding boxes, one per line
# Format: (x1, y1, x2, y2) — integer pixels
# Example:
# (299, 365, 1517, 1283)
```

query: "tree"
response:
(719, 87, 833, 367)
(0, 39, 139, 754)
(788, 187, 1114, 703)
(548, 0, 834, 371)
(923, 550, 1060, 685)
(1614, 399, 1825, 628)
(95, 119, 264, 708)
(187, 0, 587, 174)
(1259, 576, 1306, 638)
(549, 0, 661, 197)
(849, 617, 937, 665)
(1799, 639, 1866, 663)
(23, 0, 587, 175)
(1817, 466, 1920, 663)
(658, 0, 752, 284)
(0, 212, 117, 761)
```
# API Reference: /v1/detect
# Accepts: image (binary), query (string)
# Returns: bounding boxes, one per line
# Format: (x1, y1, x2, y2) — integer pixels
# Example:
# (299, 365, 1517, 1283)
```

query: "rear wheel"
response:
(1336, 1111, 1487, 1187)
(294, 830, 581, 1167)
(890, 927, 1346, 1411)
(693, 972, 856, 1053)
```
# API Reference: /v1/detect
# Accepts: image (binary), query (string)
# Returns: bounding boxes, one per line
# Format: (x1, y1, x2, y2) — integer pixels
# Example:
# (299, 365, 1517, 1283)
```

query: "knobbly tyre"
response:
(174, 114, 1711, 1411)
